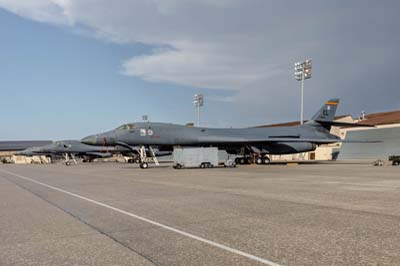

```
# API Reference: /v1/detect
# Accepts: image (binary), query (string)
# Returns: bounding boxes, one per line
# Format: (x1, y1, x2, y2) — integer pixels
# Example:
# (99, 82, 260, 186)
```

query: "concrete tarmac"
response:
(0, 163, 399, 266)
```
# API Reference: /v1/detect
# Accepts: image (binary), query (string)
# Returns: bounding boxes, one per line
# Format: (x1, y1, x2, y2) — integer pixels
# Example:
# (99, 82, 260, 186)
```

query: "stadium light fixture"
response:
(294, 59, 312, 124)
(193, 94, 204, 127)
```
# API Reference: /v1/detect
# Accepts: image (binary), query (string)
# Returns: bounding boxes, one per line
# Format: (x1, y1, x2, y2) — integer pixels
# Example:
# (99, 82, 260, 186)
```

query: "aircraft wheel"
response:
(140, 162, 149, 169)
(65, 162, 71, 166)
(256, 158, 263, 165)
(240, 158, 245, 164)
(263, 156, 271, 165)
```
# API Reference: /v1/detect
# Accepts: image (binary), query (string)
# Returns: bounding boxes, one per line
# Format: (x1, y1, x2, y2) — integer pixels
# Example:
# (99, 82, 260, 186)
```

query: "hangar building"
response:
(338, 110, 400, 160)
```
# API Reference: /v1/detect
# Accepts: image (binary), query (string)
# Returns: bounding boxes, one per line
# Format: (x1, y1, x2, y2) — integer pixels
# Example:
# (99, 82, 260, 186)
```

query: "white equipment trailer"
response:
(173, 147, 219, 169)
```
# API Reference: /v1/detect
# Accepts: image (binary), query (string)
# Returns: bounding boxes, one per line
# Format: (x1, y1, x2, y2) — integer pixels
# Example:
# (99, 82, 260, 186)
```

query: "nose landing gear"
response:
(139, 162, 149, 169)
(64, 153, 78, 166)
(137, 145, 159, 169)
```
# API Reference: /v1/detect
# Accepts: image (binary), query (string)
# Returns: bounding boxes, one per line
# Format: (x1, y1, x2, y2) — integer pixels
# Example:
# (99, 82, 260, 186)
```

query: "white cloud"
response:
(1, 0, 399, 120)
(122, 40, 282, 90)
(208, 95, 235, 103)
(0, 0, 72, 24)
(0, 0, 285, 93)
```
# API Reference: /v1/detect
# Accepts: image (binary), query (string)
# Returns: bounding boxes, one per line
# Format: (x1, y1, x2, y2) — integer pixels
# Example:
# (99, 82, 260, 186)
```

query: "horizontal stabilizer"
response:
(316, 121, 376, 128)
(341, 140, 382, 143)
(267, 135, 300, 139)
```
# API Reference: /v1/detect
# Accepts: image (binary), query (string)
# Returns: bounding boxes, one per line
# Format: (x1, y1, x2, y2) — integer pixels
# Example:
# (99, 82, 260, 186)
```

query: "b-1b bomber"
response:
(82, 99, 373, 168)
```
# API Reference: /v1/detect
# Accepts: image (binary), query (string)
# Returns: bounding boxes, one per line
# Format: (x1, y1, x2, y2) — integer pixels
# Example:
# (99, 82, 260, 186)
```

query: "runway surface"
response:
(0, 163, 399, 266)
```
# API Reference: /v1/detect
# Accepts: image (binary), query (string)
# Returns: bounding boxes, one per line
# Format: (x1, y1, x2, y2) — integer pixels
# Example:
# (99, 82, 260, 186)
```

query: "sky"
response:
(0, 0, 399, 140)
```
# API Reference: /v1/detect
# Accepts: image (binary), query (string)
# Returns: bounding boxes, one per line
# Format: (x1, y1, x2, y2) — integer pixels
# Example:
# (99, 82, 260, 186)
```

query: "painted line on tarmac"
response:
(0, 168, 283, 266)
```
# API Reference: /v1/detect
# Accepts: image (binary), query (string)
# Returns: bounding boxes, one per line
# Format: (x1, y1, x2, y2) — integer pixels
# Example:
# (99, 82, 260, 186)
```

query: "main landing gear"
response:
(255, 155, 270, 165)
(235, 155, 270, 165)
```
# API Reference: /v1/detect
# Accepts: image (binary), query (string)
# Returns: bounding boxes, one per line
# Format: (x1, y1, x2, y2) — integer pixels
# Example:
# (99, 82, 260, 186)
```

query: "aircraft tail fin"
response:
(310, 98, 339, 122)
(307, 98, 375, 131)
(306, 99, 339, 131)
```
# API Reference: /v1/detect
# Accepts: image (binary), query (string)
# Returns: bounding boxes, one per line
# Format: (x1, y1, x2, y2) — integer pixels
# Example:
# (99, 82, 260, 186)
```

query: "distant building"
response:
(339, 110, 400, 160)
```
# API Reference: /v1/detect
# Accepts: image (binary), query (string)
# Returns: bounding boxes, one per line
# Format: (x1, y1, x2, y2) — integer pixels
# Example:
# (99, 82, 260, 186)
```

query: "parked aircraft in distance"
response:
(16, 140, 130, 165)
(82, 99, 374, 168)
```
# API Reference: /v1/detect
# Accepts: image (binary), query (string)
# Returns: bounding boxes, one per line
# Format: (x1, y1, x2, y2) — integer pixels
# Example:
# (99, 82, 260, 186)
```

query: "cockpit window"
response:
(116, 124, 136, 131)
(54, 142, 71, 149)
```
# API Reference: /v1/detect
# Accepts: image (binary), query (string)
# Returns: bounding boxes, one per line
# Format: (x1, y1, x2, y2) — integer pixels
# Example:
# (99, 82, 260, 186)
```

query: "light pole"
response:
(193, 94, 204, 127)
(294, 59, 312, 124)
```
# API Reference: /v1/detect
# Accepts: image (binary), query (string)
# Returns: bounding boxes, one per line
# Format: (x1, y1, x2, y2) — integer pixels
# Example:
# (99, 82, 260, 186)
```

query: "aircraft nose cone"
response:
(81, 135, 98, 145)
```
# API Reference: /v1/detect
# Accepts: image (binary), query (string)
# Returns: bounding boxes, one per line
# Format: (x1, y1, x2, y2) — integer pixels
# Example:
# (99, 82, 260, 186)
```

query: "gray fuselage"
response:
(82, 122, 340, 155)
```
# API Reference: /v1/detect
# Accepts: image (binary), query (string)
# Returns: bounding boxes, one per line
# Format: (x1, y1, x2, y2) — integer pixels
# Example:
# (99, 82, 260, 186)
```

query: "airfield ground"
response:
(0, 163, 399, 266)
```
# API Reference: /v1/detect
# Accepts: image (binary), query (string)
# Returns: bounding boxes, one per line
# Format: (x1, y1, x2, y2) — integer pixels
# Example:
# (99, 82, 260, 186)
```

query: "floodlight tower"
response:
(294, 59, 312, 124)
(193, 94, 204, 127)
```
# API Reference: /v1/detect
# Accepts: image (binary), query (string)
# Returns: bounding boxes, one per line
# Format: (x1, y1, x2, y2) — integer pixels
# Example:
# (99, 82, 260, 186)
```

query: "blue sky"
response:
(0, 8, 235, 140)
(0, 1, 399, 140)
